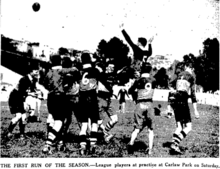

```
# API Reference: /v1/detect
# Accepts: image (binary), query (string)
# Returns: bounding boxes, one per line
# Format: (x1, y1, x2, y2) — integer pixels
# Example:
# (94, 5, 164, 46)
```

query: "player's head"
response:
(50, 54, 62, 67)
(81, 51, 92, 65)
(185, 63, 194, 74)
(62, 56, 72, 68)
(137, 37, 147, 48)
(29, 61, 40, 78)
(141, 62, 152, 75)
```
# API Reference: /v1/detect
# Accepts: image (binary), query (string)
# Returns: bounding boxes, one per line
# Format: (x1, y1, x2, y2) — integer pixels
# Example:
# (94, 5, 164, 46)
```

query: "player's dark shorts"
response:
(119, 98, 126, 104)
(172, 91, 191, 124)
(168, 91, 176, 106)
(8, 89, 26, 114)
(134, 100, 154, 130)
(47, 93, 73, 121)
(66, 94, 80, 119)
(78, 90, 99, 123)
(98, 97, 115, 120)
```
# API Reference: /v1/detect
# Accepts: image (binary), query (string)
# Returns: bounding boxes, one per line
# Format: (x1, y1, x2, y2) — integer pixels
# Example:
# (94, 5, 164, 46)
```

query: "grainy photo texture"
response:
(0, 0, 219, 159)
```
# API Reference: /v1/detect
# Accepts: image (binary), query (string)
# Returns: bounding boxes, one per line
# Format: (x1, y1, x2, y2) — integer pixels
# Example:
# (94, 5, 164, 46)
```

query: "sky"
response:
(1, 0, 219, 61)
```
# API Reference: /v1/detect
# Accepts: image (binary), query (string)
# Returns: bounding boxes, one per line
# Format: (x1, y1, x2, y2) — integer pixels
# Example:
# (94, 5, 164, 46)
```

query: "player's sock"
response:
(129, 128, 140, 145)
(19, 120, 26, 136)
(172, 130, 186, 146)
(8, 121, 17, 133)
(103, 121, 114, 135)
(90, 131, 98, 146)
(46, 128, 57, 146)
(79, 134, 87, 155)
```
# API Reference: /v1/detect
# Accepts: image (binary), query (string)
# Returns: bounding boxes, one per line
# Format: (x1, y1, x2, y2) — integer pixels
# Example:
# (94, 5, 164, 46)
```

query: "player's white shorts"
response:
(24, 95, 41, 112)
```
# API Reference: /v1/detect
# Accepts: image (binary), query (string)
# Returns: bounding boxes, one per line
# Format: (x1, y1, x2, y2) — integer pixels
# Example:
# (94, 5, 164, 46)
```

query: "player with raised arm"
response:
(127, 62, 156, 155)
(169, 63, 199, 154)
(120, 23, 154, 78)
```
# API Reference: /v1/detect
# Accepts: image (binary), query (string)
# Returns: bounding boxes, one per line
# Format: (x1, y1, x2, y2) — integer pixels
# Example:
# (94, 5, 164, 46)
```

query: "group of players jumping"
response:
(6, 24, 200, 156)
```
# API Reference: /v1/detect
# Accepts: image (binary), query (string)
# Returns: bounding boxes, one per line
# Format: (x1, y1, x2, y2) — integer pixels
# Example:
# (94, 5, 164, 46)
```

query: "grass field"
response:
(0, 100, 219, 158)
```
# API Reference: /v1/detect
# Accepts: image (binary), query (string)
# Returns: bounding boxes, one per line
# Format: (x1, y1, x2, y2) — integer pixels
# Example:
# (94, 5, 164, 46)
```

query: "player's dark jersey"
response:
(129, 76, 156, 101)
(79, 66, 112, 93)
(43, 66, 63, 95)
(14, 74, 34, 101)
(97, 72, 115, 99)
(175, 71, 197, 103)
(122, 29, 152, 62)
(43, 66, 81, 95)
(79, 67, 100, 92)
(62, 67, 81, 95)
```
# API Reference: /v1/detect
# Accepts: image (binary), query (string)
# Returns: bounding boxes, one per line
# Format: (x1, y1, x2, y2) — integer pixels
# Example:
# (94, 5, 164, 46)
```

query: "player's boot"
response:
(89, 145, 97, 154)
(42, 144, 54, 155)
(37, 117, 42, 123)
(57, 140, 66, 152)
(170, 143, 183, 155)
(7, 132, 13, 139)
(127, 144, 134, 154)
(19, 134, 26, 141)
(104, 133, 114, 143)
(146, 148, 153, 155)
(79, 145, 87, 156)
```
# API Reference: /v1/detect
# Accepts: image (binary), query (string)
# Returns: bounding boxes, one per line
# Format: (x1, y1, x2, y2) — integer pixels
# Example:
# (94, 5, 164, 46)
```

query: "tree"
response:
(195, 38, 219, 92)
(96, 37, 131, 85)
(96, 37, 130, 71)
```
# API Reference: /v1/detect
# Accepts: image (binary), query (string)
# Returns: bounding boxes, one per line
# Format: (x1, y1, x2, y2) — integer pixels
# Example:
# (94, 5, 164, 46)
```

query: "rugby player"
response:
(7, 62, 40, 140)
(127, 62, 156, 155)
(169, 63, 199, 154)
(78, 52, 113, 155)
(97, 62, 118, 143)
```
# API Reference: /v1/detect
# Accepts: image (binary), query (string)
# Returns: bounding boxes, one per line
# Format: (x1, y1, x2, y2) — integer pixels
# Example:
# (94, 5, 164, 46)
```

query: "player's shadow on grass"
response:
(64, 132, 82, 143)
(119, 136, 148, 152)
(163, 141, 188, 155)
(162, 141, 172, 148)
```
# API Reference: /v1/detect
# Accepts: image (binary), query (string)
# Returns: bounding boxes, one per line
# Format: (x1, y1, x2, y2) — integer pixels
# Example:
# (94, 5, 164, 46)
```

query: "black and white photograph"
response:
(0, 0, 219, 166)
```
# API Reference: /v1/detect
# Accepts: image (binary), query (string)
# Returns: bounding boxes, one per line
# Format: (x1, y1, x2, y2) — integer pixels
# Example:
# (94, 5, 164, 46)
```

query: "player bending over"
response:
(42, 55, 80, 154)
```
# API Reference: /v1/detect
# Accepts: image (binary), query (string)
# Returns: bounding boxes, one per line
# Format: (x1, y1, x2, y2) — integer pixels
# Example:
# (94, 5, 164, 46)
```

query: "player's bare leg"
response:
(147, 129, 154, 155)
(79, 122, 88, 155)
(7, 113, 22, 139)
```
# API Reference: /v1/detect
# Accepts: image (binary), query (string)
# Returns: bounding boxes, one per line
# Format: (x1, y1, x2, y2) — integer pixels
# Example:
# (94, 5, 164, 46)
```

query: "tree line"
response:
(1, 35, 219, 92)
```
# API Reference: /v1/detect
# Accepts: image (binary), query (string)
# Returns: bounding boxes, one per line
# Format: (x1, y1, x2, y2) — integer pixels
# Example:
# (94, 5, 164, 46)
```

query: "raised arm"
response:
(121, 29, 136, 49)
(144, 44, 152, 58)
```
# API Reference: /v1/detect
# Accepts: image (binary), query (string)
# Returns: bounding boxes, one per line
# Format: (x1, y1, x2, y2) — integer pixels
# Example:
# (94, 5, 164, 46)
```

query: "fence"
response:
(113, 86, 219, 107)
